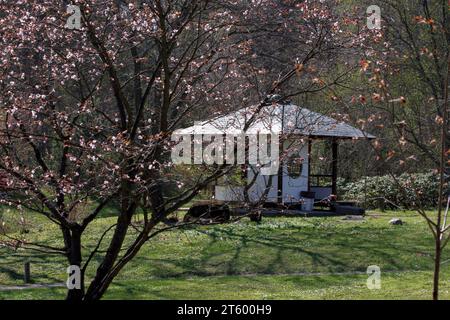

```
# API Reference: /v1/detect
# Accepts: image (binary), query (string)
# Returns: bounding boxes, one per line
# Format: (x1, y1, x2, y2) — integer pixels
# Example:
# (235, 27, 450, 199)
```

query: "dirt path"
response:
(0, 269, 423, 291)
(0, 283, 65, 291)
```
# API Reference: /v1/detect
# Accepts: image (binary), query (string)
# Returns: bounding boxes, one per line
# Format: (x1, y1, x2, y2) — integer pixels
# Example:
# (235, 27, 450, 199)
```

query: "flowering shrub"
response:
(338, 172, 440, 209)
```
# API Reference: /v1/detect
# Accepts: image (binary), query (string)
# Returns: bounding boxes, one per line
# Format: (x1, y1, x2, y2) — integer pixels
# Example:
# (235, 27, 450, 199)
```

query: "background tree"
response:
(359, 0, 449, 300)
(319, 0, 450, 299)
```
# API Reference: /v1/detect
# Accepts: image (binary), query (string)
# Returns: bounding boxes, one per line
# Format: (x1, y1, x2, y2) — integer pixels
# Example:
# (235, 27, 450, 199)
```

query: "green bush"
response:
(338, 172, 440, 209)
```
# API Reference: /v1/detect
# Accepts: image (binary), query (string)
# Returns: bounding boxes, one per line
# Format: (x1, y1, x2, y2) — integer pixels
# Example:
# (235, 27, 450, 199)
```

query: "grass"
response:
(0, 208, 449, 300)
(3, 271, 450, 300)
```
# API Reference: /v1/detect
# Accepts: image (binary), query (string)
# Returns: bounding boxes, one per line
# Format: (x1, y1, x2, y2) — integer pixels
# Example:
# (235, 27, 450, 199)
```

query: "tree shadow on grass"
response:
(136, 227, 353, 278)
(133, 220, 438, 279)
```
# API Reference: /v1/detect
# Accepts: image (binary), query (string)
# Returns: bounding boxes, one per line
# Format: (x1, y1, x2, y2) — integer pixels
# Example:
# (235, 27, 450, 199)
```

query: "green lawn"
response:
(1, 208, 449, 300)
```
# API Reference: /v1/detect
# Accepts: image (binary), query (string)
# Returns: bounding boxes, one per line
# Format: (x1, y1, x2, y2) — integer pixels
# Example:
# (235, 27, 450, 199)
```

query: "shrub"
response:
(338, 172, 440, 209)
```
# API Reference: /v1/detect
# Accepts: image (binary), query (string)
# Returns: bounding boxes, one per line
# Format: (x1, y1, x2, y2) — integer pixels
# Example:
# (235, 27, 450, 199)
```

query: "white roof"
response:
(175, 104, 375, 139)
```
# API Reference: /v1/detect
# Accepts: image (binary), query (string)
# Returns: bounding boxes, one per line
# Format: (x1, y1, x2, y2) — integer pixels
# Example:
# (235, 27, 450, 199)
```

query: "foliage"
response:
(339, 172, 440, 209)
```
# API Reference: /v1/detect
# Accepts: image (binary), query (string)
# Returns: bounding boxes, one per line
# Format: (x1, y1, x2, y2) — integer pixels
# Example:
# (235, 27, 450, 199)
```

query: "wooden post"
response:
(331, 139, 338, 197)
(277, 139, 283, 204)
(24, 261, 30, 284)
(307, 139, 312, 191)
(278, 105, 285, 204)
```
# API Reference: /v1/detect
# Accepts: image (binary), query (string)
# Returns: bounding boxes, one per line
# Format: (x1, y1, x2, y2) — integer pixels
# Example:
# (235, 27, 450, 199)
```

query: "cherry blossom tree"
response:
(0, 0, 365, 300)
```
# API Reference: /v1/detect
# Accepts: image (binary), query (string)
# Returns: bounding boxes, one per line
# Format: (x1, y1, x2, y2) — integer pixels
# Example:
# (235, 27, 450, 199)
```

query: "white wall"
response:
(215, 140, 309, 203)
(282, 141, 309, 202)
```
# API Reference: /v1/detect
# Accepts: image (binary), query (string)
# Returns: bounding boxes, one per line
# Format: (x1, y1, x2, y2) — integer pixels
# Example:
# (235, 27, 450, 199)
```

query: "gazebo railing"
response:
(309, 174, 333, 187)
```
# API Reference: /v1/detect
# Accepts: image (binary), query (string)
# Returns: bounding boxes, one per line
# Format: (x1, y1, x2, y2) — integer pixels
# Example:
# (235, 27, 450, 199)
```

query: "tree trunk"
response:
(432, 236, 441, 300)
(84, 175, 137, 301)
(83, 204, 136, 301)
(433, 54, 449, 301)
(66, 229, 85, 301)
